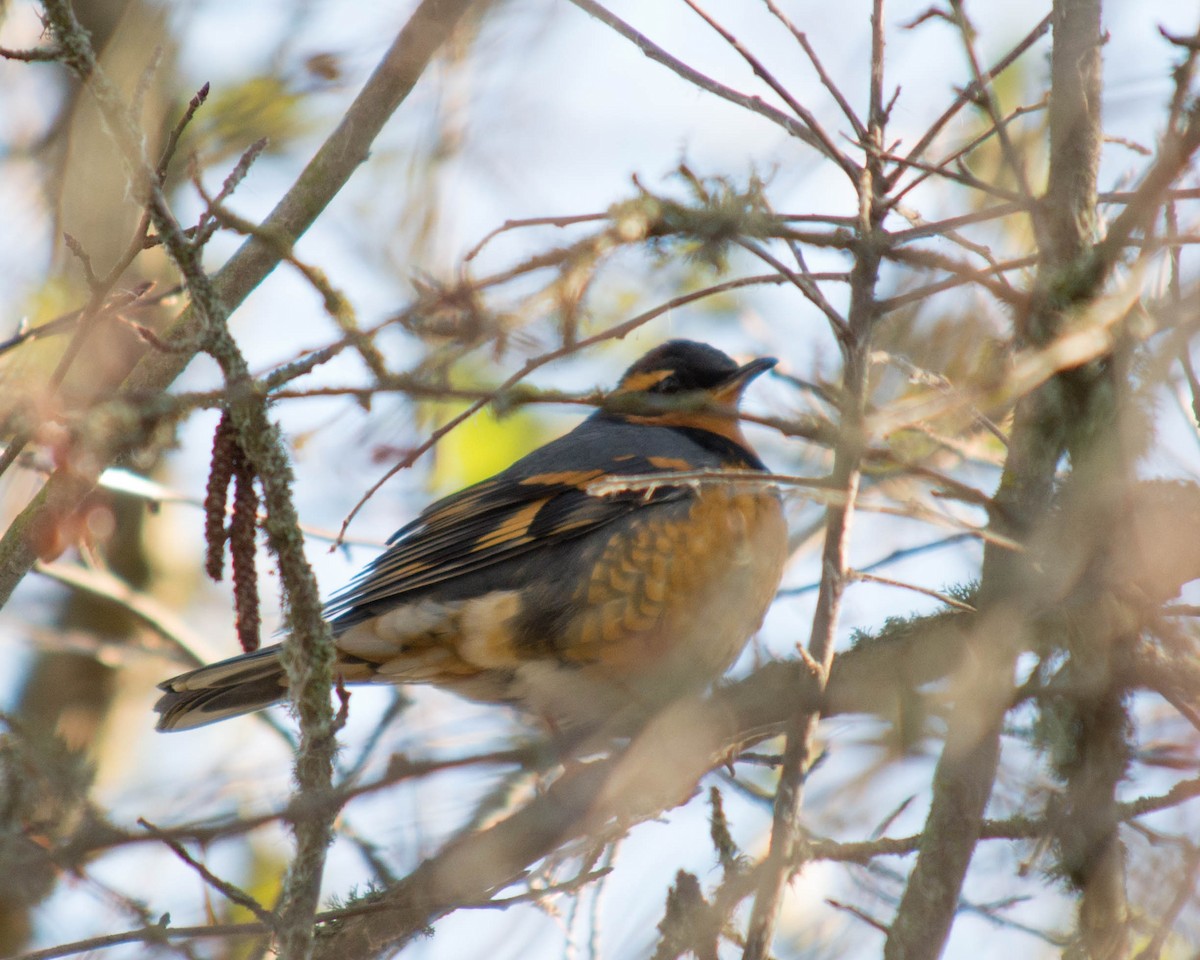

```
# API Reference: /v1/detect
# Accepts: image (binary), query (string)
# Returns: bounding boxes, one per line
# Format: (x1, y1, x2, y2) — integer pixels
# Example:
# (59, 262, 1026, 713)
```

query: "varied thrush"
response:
(155, 340, 787, 738)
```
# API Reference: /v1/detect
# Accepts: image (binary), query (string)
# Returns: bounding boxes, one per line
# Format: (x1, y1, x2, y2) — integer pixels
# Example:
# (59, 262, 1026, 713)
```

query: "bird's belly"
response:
(335, 592, 526, 701)
(513, 488, 787, 731)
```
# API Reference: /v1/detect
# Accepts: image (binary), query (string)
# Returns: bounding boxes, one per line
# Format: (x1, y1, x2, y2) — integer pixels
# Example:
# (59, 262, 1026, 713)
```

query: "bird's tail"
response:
(155, 645, 288, 732)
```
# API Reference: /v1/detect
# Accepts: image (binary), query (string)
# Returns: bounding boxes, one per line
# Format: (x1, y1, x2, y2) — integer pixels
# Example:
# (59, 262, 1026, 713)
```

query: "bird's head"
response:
(610, 339, 777, 442)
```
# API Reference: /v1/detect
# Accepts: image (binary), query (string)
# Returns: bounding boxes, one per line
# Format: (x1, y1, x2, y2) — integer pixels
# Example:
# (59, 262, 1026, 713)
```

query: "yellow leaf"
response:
(430, 404, 553, 493)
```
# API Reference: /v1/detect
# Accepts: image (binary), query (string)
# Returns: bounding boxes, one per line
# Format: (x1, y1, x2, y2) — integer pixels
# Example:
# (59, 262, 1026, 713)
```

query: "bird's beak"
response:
(712, 356, 777, 403)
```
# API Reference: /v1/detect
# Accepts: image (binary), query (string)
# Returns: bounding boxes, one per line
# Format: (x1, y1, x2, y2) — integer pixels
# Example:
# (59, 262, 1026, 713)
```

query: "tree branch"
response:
(742, 2, 888, 956)
(884, 2, 1107, 956)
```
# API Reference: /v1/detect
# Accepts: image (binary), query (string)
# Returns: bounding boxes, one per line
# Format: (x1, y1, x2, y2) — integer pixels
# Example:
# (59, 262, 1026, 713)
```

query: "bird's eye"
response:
(651, 373, 681, 393)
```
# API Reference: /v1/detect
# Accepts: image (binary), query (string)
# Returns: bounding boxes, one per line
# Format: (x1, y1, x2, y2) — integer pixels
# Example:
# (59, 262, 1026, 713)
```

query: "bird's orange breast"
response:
(557, 484, 787, 697)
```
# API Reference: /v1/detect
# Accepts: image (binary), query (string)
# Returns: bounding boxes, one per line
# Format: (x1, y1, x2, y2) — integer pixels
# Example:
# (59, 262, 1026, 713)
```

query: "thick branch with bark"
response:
(883, 2, 1122, 958)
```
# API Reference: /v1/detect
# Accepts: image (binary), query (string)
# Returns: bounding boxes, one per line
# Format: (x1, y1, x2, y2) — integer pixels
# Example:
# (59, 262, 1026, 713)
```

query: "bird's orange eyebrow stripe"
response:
(614, 369, 672, 394)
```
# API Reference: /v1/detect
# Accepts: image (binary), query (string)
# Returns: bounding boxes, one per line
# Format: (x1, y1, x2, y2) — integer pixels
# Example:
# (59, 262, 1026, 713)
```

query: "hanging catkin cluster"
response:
(202, 411, 261, 653)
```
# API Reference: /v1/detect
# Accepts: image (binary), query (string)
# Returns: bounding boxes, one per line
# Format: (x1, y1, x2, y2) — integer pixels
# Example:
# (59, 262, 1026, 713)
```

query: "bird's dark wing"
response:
(323, 450, 692, 623)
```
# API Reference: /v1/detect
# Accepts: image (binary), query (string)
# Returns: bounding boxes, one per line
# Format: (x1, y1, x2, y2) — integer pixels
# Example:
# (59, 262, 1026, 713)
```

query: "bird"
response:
(155, 339, 788, 740)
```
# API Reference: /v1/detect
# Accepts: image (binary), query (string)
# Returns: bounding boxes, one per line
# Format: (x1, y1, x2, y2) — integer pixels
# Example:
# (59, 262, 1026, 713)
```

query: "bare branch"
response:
(0, 45, 63, 62)
(743, 3, 889, 954)
(849, 570, 978, 612)
(33, 561, 208, 667)
(138, 819, 276, 927)
(946, 0, 1035, 202)
(679, 0, 859, 180)
(763, 0, 867, 140)
(889, 13, 1052, 190)
(885, 1, 1107, 954)
(566, 0, 842, 159)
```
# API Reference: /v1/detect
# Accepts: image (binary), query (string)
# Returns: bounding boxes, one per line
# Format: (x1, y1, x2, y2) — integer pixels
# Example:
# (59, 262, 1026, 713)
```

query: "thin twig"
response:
(34, 561, 209, 667)
(0, 45, 63, 61)
(566, 0, 837, 157)
(878, 255, 1036, 315)
(679, 0, 858, 180)
(464, 212, 607, 262)
(763, 0, 866, 140)
(888, 13, 1052, 190)
(780, 533, 977, 596)
(849, 570, 977, 612)
(10, 920, 271, 960)
(138, 818, 277, 927)
(735, 237, 849, 338)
